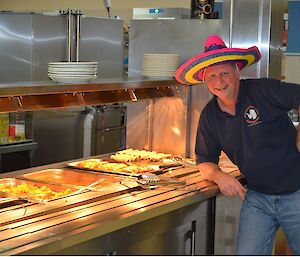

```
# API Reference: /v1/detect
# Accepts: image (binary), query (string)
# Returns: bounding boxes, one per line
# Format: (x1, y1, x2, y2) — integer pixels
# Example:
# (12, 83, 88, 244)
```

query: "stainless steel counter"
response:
(0, 156, 242, 255)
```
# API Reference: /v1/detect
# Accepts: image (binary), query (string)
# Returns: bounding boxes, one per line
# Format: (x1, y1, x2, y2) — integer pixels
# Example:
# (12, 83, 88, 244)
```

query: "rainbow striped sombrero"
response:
(175, 35, 261, 85)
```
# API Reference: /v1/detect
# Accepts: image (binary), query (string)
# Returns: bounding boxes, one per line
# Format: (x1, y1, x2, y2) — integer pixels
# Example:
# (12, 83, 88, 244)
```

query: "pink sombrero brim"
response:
(175, 46, 261, 85)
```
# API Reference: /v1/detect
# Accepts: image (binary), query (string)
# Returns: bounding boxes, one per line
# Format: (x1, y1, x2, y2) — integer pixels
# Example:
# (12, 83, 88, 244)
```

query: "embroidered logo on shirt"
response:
(244, 105, 261, 126)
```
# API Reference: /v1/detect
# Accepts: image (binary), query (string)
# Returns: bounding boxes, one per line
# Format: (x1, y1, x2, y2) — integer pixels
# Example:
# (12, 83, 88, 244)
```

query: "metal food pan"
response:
(0, 178, 77, 201)
(18, 168, 121, 188)
(67, 159, 163, 177)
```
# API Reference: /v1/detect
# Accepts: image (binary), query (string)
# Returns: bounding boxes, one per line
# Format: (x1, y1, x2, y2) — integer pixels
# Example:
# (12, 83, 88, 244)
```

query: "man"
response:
(175, 35, 300, 254)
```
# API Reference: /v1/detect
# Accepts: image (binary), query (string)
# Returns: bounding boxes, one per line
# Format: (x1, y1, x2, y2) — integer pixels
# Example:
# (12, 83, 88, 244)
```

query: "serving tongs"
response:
(137, 173, 186, 188)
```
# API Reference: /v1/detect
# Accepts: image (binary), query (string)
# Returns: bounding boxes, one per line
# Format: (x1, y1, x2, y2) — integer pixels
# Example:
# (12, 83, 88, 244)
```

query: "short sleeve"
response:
(259, 79, 300, 110)
(195, 107, 221, 165)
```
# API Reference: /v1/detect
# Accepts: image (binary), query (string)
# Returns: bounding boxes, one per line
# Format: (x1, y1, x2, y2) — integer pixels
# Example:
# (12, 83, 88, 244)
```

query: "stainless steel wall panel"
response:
(222, 0, 283, 79)
(79, 17, 124, 78)
(128, 19, 220, 78)
(126, 100, 150, 150)
(0, 14, 32, 82)
(151, 96, 187, 156)
(32, 14, 67, 81)
(32, 108, 85, 166)
(269, 0, 284, 79)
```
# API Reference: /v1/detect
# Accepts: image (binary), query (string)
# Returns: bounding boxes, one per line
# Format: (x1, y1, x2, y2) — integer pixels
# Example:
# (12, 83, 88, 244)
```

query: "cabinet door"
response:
(52, 201, 209, 255)
(214, 194, 242, 255)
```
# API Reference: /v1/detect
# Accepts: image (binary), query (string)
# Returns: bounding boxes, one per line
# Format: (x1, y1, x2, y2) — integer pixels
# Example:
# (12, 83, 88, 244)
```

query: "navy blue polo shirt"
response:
(195, 78, 300, 195)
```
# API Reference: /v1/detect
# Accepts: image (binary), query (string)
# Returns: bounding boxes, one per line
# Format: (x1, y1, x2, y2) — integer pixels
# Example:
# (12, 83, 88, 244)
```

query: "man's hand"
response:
(214, 171, 247, 200)
(198, 162, 247, 200)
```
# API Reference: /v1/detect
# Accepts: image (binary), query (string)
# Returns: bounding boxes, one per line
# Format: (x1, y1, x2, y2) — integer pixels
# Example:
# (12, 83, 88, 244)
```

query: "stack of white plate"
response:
(142, 54, 180, 78)
(48, 62, 98, 83)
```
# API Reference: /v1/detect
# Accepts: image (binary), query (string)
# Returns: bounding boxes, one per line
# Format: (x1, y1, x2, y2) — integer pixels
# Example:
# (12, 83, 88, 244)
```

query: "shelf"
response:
(0, 77, 182, 113)
(0, 141, 38, 154)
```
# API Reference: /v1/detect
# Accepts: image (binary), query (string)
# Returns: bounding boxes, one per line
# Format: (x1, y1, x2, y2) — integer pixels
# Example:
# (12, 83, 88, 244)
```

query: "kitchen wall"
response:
(0, 0, 190, 24)
(0, 0, 190, 10)
(283, 0, 300, 84)
(1, 0, 297, 84)
(283, 55, 300, 83)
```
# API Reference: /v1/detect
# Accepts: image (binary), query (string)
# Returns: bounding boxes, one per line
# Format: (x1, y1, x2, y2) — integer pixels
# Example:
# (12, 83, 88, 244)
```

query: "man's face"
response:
(204, 63, 240, 102)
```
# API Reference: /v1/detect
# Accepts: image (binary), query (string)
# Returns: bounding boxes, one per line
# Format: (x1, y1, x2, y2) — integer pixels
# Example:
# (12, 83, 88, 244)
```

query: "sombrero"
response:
(175, 35, 261, 85)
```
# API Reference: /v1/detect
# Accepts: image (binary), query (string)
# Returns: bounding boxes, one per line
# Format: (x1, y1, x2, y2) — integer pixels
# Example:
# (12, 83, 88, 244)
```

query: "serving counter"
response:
(0, 153, 243, 255)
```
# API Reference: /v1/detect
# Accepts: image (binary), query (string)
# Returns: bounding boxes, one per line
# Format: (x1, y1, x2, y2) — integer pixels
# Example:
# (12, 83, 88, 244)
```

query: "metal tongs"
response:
(137, 173, 185, 188)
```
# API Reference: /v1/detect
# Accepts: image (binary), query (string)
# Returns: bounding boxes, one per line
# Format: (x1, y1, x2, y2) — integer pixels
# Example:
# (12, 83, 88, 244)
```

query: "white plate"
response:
(143, 59, 179, 62)
(143, 54, 179, 57)
(48, 64, 98, 69)
(48, 71, 97, 75)
(49, 62, 98, 65)
(143, 56, 179, 61)
(142, 72, 175, 77)
(48, 67, 98, 72)
(143, 75, 175, 79)
(142, 67, 178, 71)
(49, 74, 97, 78)
(142, 65, 179, 69)
(49, 76, 97, 84)
(142, 62, 179, 65)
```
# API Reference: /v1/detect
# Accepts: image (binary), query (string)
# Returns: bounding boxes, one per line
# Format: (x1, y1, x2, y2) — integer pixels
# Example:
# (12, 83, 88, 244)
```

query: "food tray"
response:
(67, 159, 161, 178)
(0, 178, 77, 201)
(109, 149, 183, 168)
(18, 168, 121, 188)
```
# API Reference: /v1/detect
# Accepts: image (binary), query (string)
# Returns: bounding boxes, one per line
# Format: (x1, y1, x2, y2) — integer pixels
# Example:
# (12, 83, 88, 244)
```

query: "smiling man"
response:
(175, 35, 300, 255)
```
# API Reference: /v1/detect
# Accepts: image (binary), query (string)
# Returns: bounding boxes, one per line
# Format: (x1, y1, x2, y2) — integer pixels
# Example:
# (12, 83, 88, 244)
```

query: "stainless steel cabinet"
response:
(52, 200, 210, 255)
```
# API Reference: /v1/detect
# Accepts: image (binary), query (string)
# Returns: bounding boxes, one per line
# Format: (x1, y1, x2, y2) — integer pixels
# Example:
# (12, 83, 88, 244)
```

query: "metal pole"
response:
(75, 9, 81, 62)
(229, 0, 235, 47)
(67, 9, 72, 62)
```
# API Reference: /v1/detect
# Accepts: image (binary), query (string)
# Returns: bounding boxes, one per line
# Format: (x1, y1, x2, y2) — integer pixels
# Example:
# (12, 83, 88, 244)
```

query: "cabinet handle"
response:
(191, 220, 196, 255)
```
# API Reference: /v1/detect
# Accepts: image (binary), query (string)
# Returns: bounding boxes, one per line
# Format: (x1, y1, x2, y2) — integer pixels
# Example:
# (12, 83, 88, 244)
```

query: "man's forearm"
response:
(198, 161, 247, 199)
(197, 162, 224, 183)
(297, 106, 300, 152)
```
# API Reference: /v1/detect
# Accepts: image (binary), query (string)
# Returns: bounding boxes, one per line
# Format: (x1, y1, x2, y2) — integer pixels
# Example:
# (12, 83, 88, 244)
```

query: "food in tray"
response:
(0, 182, 73, 200)
(110, 148, 173, 162)
(69, 158, 159, 174)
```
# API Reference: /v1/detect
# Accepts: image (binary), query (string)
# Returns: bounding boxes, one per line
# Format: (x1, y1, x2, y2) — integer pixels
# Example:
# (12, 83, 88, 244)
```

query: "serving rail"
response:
(0, 155, 242, 255)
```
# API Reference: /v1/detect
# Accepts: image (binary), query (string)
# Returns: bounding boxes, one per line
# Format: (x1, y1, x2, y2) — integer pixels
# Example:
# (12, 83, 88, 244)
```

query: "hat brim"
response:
(175, 46, 261, 85)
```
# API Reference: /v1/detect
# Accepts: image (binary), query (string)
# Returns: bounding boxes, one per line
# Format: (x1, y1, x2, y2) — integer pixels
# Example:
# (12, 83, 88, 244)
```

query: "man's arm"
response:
(198, 162, 246, 200)
(297, 106, 300, 152)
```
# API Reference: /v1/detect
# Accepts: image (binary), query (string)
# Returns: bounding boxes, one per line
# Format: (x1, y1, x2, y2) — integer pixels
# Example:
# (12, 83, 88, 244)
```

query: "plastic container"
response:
(8, 112, 26, 143)
(0, 113, 9, 144)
